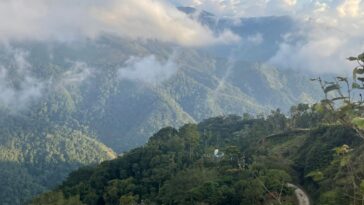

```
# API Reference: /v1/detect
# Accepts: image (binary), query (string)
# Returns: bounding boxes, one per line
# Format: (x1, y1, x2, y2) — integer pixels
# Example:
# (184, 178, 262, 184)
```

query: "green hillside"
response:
(0, 38, 321, 204)
(0, 2, 361, 205)
(0, 119, 116, 205)
(30, 104, 364, 205)
(3, 40, 320, 152)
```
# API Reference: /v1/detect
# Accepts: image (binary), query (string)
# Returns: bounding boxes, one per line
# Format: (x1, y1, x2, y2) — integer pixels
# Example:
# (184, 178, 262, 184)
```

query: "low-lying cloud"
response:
(1, 0, 363, 75)
(246, 33, 264, 45)
(174, 0, 364, 73)
(58, 61, 93, 87)
(0, 49, 97, 111)
(0, 0, 239, 46)
(269, 13, 364, 74)
(269, 36, 349, 74)
(118, 55, 178, 84)
(0, 48, 44, 110)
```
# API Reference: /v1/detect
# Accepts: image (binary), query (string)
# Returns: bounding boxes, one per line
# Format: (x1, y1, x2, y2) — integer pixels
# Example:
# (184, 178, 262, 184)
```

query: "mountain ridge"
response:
(0, 10, 322, 204)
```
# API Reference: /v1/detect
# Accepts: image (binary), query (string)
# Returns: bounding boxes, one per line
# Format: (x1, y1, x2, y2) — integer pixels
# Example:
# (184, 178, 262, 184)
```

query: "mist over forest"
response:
(1, 1, 364, 205)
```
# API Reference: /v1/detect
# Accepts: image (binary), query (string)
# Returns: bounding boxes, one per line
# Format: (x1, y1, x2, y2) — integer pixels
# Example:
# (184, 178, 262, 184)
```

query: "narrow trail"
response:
(287, 183, 310, 205)
(211, 53, 235, 101)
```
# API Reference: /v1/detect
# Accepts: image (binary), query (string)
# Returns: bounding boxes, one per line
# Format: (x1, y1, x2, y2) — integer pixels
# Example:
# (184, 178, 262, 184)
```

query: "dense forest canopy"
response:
(29, 108, 364, 204)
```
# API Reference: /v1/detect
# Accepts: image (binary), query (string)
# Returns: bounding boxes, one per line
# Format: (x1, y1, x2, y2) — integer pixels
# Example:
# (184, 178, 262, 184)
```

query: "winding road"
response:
(287, 183, 310, 205)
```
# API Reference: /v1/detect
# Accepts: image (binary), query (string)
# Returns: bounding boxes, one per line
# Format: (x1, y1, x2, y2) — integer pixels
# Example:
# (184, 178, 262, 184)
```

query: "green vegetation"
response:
(3, 39, 364, 205)
(31, 50, 364, 205)
(310, 52, 364, 139)
(0, 116, 116, 205)
(30, 100, 364, 205)
(31, 115, 297, 205)
(0, 40, 320, 204)
(2, 41, 320, 153)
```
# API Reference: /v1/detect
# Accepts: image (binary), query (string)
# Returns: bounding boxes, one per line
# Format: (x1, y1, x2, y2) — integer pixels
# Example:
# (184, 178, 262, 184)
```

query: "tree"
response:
(311, 52, 364, 139)
(119, 194, 138, 205)
(235, 179, 265, 204)
(267, 109, 288, 133)
(179, 124, 200, 161)
(31, 192, 85, 205)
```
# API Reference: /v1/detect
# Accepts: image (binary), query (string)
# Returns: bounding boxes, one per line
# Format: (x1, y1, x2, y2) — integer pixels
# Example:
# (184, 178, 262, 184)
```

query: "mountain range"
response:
(0, 8, 323, 204)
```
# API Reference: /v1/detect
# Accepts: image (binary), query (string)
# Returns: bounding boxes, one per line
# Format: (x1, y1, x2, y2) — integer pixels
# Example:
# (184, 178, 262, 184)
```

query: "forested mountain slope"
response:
(0, 14, 321, 204)
(2, 39, 320, 152)
(0, 113, 116, 205)
(31, 105, 364, 205)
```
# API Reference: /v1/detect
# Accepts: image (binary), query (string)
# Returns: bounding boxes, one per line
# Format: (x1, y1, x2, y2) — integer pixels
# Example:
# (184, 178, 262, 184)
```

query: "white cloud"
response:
(173, 0, 304, 17)
(58, 62, 92, 87)
(337, 0, 362, 17)
(0, 48, 45, 110)
(269, 37, 346, 73)
(262, 0, 364, 74)
(314, 1, 329, 13)
(268, 21, 364, 74)
(0, 0, 363, 74)
(174, 0, 364, 73)
(0, 0, 239, 46)
(94, 0, 240, 46)
(246, 33, 264, 45)
(283, 0, 297, 7)
(173, 0, 364, 20)
(118, 55, 178, 84)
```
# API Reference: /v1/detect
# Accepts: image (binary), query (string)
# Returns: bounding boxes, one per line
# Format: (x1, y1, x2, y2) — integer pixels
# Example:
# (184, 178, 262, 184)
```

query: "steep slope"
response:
(0, 14, 322, 203)
(0, 38, 321, 153)
(31, 116, 298, 205)
(0, 113, 116, 205)
(76, 43, 321, 152)
(31, 110, 364, 205)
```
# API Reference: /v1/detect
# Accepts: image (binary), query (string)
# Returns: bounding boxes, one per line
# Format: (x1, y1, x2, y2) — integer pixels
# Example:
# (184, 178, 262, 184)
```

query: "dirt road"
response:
(287, 183, 310, 205)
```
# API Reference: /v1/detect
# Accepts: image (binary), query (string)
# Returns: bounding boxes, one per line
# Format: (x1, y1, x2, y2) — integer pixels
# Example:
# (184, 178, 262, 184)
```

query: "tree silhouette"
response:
(311, 52, 364, 139)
